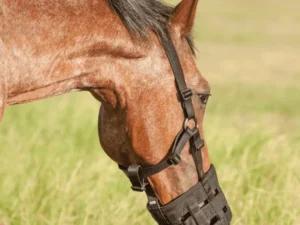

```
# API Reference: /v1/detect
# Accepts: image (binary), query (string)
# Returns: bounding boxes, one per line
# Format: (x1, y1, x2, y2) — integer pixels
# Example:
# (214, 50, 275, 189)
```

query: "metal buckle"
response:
(168, 153, 181, 165)
(179, 88, 193, 101)
(183, 117, 199, 130)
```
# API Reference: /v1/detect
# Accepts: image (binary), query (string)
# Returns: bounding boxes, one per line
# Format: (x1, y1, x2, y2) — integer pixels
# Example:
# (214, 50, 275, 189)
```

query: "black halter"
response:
(119, 28, 205, 192)
(118, 29, 232, 225)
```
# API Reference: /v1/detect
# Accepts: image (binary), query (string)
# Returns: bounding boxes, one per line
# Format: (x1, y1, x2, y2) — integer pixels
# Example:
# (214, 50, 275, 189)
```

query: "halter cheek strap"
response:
(119, 29, 205, 191)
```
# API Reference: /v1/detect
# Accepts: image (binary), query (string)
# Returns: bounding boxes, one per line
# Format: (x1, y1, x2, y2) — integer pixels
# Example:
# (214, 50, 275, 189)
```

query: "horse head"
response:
(97, 1, 232, 224)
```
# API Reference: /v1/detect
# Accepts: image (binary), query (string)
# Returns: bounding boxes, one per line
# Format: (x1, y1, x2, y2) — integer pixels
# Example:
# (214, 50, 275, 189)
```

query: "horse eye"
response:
(197, 94, 210, 105)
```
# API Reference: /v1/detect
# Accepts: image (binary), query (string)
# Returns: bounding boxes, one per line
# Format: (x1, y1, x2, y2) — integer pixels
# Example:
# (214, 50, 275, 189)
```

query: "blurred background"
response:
(0, 0, 299, 224)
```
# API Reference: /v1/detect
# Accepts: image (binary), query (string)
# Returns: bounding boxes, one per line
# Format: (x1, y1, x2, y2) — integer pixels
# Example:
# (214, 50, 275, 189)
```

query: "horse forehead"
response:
(124, 51, 208, 99)
(178, 53, 210, 91)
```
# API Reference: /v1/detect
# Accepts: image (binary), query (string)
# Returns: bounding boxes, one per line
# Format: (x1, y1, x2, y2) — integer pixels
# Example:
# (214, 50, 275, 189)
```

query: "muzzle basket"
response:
(147, 165, 232, 225)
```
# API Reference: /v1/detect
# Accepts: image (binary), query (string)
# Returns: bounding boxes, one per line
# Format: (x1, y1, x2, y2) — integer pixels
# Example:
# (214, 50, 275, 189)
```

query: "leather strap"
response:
(160, 29, 204, 180)
(119, 128, 200, 191)
(161, 29, 196, 120)
(142, 127, 198, 178)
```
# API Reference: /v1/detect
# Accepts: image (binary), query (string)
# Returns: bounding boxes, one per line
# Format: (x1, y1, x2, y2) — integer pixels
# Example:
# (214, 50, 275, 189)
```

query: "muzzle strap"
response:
(146, 193, 170, 225)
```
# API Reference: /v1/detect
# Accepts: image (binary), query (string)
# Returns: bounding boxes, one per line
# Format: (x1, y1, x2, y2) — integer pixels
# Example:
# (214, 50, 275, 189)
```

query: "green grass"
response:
(0, 0, 299, 224)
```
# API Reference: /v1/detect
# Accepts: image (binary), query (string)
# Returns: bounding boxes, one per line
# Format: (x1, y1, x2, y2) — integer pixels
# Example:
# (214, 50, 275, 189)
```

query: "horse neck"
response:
(1, 0, 146, 105)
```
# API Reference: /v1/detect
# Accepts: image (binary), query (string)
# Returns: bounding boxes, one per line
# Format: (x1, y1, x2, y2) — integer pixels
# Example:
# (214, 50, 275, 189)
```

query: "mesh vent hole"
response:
(212, 189, 219, 196)
(210, 216, 219, 225)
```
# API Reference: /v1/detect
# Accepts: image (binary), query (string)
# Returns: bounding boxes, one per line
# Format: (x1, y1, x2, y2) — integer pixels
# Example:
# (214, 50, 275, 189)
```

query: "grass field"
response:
(0, 0, 299, 224)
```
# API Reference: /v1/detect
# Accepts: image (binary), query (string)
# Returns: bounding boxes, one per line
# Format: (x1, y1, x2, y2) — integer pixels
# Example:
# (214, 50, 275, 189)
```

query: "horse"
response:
(0, 0, 232, 224)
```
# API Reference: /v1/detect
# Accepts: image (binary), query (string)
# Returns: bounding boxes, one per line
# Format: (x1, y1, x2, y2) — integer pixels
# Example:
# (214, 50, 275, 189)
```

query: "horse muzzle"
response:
(147, 165, 232, 225)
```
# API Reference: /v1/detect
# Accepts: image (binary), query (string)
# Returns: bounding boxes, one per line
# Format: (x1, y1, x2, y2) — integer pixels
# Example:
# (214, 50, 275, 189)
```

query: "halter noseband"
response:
(118, 29, 232, 225)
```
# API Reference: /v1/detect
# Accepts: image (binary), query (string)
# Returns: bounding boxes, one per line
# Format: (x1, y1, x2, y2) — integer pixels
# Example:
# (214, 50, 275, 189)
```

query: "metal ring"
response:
(183, 117, 199, 130)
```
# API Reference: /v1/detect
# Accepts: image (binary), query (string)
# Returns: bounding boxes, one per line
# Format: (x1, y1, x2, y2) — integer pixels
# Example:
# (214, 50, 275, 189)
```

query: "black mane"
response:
(107, 0, 172, 37)
(107, 0, 195, 53)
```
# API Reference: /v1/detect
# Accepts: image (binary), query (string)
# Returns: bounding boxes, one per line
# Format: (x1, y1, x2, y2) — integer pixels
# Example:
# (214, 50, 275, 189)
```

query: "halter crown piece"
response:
(119, 29, 232, 225)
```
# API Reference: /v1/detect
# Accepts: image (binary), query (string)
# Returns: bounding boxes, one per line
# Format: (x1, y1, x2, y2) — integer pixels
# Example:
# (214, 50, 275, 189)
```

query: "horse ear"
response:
(170, 0, 199, 37)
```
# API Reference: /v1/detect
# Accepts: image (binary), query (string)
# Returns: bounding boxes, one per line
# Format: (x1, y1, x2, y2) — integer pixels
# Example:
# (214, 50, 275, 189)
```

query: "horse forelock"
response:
(107, 0, 172, 38)
(107, 0, 195, 54)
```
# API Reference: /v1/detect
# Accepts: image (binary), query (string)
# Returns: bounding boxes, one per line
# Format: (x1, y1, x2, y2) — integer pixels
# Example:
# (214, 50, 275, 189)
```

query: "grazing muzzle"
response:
(118, 29, 232, 225)
(146, 165, 232, 225)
